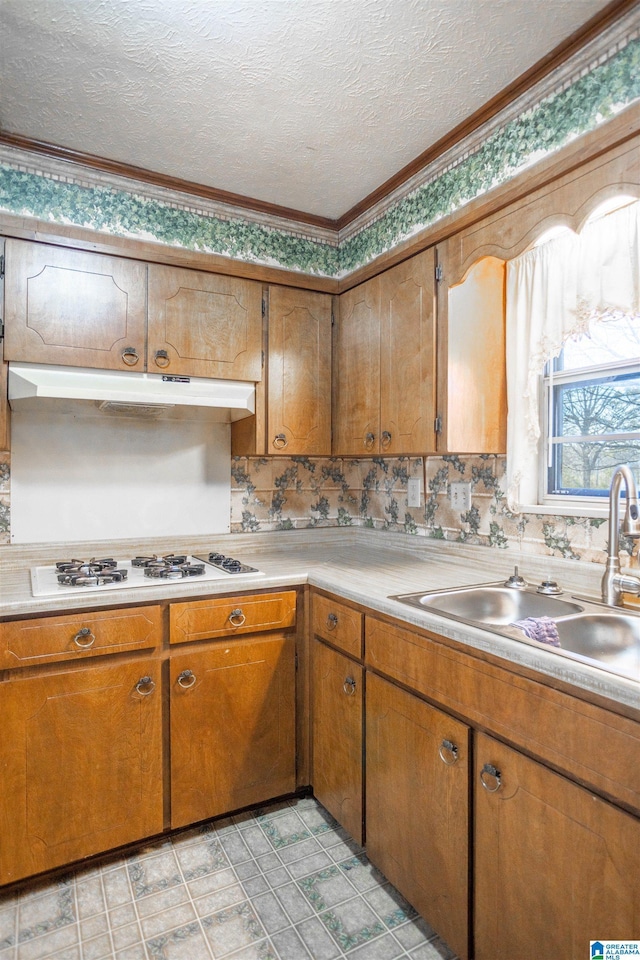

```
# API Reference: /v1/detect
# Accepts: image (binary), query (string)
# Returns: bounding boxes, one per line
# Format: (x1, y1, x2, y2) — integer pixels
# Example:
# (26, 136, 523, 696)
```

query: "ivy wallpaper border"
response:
(0, 30, 638, 278)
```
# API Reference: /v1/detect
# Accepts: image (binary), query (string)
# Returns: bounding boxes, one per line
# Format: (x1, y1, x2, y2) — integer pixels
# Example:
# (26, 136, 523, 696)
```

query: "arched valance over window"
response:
(506, 199, 640, 512)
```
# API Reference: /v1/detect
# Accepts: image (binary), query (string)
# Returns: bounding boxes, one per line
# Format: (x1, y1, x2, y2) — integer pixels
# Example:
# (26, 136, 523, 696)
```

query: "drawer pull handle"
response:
(326, 613, 339, 630)
(381, 430, 392, 447)
(121, 346, 140, 366)
(364, 432, 375, 449)
(177, 669, 196, 689)
(273, 434, 288, 449)
(135, 676, 156, 696)
(480, 763, 502, 792)
(153, 349, 170, 368)
(228, 608, 246, 627)
(438, 739, 459, 765)
(73, 627, 96, 649)
(343, 676, 357, 696)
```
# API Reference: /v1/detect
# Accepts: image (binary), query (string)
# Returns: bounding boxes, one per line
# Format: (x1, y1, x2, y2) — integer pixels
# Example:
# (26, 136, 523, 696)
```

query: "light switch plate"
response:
(450, 481, 472, 511)
(407, 477, 421, 507)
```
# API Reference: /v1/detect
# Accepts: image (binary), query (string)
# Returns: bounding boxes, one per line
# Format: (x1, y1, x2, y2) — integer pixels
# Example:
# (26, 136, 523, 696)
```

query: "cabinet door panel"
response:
(268, 286, 332, 455)
(4, 240, 147, 370)
(475, 733, 640, 959)
(366, 672, 470, 960)
(0, 659, 163, 884)
(379, 249, 436, 454)
(312, 640, 362, 843)
(333, 278, 380, 455)
(148, 264, 262, 379)
(170, 634, 296, 828)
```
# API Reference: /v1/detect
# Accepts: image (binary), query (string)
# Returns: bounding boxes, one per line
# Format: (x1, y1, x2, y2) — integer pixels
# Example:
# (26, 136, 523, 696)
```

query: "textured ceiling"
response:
(0, 0, 614, 219)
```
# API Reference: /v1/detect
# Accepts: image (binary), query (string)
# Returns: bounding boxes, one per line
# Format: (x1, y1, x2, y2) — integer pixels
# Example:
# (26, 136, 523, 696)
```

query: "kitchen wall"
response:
(2, 412, 232, 545)
(230, 454, 619, 566)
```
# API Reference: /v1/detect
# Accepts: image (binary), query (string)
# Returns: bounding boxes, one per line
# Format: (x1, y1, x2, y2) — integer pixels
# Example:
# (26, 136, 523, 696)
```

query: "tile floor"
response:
(0, 796, 459, 960)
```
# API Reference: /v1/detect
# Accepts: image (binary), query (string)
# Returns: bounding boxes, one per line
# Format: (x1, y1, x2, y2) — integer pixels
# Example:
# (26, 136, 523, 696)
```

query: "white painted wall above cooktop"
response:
(0, 0, 613, 219)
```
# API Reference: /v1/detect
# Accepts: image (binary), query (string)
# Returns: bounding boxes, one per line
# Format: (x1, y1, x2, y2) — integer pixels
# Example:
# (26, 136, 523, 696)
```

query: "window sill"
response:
(520, 502, 609, 520)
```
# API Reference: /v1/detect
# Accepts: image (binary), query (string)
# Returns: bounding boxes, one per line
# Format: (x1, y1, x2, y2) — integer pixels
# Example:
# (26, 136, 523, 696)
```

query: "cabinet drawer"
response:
(365, 615, 640, 815)
(312, 593, 362, 658)
(0, 605, 162, 669)
(170, 591, 296, 644)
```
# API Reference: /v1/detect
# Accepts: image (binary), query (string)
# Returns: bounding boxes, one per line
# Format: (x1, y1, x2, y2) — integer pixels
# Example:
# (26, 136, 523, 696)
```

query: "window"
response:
(544, 314, 640, 503)
(506, 195, 640, 514)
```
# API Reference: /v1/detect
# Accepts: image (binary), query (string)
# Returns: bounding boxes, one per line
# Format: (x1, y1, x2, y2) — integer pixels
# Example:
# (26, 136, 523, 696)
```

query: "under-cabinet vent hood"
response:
(8, 363, 256, 422)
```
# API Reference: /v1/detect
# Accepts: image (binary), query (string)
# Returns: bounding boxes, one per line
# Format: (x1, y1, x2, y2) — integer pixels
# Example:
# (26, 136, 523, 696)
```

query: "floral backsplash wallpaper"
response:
(230, 454, 617, 566)
(0, 449, 620, 565)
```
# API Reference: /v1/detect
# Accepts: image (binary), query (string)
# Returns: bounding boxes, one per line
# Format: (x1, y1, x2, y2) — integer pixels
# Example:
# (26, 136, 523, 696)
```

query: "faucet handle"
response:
(504, 566, 527, 589)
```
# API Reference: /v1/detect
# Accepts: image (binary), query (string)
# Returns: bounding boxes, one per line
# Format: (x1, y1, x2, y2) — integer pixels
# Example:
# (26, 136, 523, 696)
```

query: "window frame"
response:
(539, 353, 640, 512)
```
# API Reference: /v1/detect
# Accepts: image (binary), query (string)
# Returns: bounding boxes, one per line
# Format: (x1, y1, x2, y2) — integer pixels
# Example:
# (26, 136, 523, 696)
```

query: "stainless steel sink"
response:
(391, 582, 640, 681)
(394, 584, 584, 624)
(555, 614, 640, 665)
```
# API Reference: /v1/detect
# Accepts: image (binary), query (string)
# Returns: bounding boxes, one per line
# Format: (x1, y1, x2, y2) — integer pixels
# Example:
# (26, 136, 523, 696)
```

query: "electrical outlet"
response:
(407, 477, 421, 507)
(450, 481, 472, 511)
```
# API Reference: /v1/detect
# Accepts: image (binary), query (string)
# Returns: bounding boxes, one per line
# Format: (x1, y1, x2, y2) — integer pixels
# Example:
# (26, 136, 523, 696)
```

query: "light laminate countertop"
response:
(1, 528, 638, 714)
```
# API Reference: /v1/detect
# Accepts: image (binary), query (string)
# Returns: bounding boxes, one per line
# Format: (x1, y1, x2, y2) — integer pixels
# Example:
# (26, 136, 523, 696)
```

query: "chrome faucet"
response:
(601, 464, 640, 605)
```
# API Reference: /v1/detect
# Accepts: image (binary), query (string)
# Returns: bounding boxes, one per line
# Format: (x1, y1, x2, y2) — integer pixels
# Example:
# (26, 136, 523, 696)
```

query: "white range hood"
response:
(8, 362, 256, 422)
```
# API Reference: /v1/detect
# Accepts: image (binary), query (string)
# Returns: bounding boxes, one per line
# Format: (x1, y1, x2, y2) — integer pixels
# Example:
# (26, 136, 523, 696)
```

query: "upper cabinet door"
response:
(379, 248, 436, 455)
(333, 276, 381, 455)
(4, 239, 147, 370)
(267, 286, 332, 455)
(148, 264, 263, 380)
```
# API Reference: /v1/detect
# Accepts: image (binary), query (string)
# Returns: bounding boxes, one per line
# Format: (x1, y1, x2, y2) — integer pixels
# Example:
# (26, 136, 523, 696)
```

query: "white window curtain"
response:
(505, 198, 640, 512)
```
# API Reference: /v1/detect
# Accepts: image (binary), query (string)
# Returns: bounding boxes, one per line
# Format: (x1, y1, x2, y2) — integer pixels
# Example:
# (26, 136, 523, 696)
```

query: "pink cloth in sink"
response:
(511, 616, 561, 647)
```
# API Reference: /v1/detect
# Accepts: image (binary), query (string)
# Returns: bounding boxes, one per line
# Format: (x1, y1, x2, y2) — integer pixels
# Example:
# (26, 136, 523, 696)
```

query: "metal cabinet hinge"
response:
(0, 320, 4, 341)
(0, 254, 4, 279)
(434, 416, 442, 434)
(262, 296, 267, 318)
(435, 264, 443, 283)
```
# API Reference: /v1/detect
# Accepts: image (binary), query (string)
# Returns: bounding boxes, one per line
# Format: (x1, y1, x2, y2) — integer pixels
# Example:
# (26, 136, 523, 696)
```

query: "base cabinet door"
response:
(0, 658, 163, 885)
(475, 733, 640, 960)
(312, 639, 363, 843)
(366, 672, 470, 960)
(170, 634, 296, 828)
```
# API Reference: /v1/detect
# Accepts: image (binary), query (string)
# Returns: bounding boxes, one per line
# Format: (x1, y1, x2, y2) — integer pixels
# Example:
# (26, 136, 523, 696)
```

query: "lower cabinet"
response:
(366, 672, 470, 960)
(0, 657, 163, 884)
(475, 732, 640, 960)
(169, 633, 297, 828)
(311, 638, 363, 843)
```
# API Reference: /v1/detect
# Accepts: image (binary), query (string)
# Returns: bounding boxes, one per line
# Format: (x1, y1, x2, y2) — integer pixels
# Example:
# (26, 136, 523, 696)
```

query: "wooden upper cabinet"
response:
(333, 275, 381, 455)
(147, 264, 262, 380)
(379, 248, 436, 454)
(266, 286, 332, 455)
(232, 285, 333, 456)
(333, 248, 436, 455)
(438, 252, 506, 453)
(4, 239, 147, 370)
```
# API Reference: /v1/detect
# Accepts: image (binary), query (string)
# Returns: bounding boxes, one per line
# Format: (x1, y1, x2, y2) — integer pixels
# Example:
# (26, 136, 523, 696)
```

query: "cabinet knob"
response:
(176, 669, 197, 689)
(343, 676, 357, 696)
(134, 675, 156, 696)
(72, 626, 96, 649)
(364, 432, 375, 450)
(228, 608, 246, 627)
(326, 612, 339, 630)
(381, 430, 392, 448)
(153, 349, 170, 368)
(273, 434, 288, 449)
(480, 763, 502, 792)
(121, 346, 140, 366)
(438, 739, 459, 765)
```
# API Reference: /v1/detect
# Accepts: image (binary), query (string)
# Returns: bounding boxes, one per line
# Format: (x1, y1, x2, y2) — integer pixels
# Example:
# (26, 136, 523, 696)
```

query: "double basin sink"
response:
(392, 582, 640, 682)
